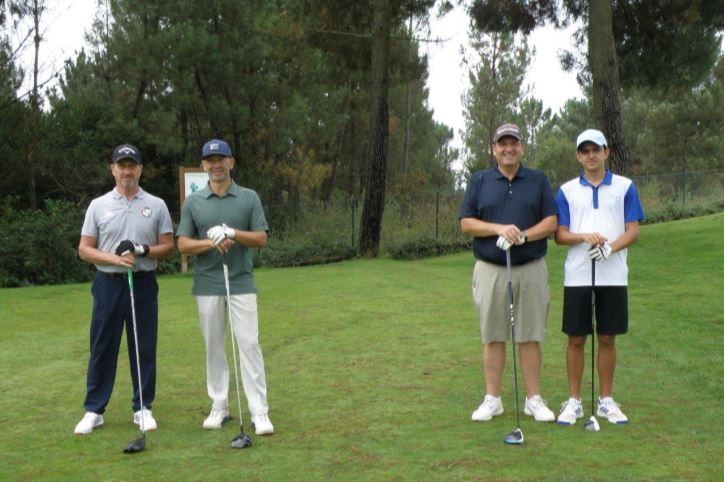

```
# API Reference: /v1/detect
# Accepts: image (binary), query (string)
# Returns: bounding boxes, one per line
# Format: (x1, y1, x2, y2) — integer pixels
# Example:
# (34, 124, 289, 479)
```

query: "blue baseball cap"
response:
(201, 139, 233, 159)
(576, 129, 607, 150)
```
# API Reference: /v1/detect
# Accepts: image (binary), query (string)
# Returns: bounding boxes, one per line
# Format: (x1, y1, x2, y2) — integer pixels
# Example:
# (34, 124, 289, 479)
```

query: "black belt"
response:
(99, 270, 155, 279)
(479, 257, 541, 267)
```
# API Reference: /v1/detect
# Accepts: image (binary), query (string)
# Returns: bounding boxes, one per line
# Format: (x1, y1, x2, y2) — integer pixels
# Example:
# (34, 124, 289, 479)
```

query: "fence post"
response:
(351, 199, 356, 249)
(435, 190, 440, 241)
(682, 169, 688, 210)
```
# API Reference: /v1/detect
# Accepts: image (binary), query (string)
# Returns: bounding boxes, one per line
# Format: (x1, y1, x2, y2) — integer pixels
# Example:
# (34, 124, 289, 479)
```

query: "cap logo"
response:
(118, 146, 136, 155)
(210, 143, 219, 150)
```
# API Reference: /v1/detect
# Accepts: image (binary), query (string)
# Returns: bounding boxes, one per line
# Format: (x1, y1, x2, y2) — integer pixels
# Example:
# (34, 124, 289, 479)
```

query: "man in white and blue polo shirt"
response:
(554, 129, 644, 425)
(460, 123, 558, 424)
(74, 144, 174, 435)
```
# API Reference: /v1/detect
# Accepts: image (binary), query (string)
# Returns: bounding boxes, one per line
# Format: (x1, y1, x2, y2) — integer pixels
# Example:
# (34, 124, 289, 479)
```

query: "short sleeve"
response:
(624, 182, 645, 223)
(176, 198, 196, 237)
(459, 174, 480, 219)
(250, 192, 269, 232)
(555, 189, 571, 227)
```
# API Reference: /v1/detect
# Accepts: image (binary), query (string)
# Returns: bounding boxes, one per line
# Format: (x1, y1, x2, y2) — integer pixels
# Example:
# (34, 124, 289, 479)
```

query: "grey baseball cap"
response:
(493, 123, 523, 142)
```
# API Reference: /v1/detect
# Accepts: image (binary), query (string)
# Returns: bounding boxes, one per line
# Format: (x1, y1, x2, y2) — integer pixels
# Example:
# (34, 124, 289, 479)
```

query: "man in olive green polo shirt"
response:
(177, 139, 274, 435)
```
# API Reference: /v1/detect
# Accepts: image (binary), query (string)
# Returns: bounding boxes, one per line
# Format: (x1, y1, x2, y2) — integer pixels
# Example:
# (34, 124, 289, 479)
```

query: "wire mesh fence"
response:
(260, 168, 723, 258)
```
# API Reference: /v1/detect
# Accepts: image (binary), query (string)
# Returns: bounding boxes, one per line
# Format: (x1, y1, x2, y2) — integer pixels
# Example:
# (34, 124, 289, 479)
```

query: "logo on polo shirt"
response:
(142, 207, 152, 218)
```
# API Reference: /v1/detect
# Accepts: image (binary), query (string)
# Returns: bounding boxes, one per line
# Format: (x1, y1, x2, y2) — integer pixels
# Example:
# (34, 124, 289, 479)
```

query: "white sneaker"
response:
(524, 395, 555, 422)
(133, 408, 158, 431)
(251, 414, 274, 435)
(203, 408, 230, 429)
(471, 395, 504, 421)
(557, 398, 584, 425)
(597, 397, 629, 424)
(74, 412, 104, 435)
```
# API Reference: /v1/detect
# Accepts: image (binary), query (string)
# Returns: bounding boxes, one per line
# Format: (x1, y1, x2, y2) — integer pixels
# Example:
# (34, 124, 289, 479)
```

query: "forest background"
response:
(1, 0, 722, 286)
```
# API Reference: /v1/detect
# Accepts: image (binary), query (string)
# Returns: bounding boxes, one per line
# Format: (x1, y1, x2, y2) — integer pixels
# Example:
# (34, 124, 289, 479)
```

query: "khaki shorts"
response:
(472, 258, 550, 343)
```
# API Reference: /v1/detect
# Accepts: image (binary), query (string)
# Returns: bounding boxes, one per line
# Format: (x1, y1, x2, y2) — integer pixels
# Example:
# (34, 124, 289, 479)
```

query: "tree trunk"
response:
(359, 0, 390, 257)
(588, 0, 630, 175)
(26, 0, 42, 210)
(402, 14, 413, 174)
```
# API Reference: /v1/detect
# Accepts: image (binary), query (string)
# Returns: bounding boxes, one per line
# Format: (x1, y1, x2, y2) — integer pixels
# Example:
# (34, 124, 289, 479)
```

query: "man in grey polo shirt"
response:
(74, 143, 174, 435)
(177, 139, 274, 435)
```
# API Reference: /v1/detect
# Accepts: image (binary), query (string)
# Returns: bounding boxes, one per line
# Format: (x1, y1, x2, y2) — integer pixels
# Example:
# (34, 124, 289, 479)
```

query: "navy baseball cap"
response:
(112, 144, 142, 164)
(201, 139, 233, 159)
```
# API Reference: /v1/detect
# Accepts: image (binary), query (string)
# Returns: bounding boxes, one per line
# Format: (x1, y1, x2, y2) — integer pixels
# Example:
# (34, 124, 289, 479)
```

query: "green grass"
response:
(1, 213, 722, 481)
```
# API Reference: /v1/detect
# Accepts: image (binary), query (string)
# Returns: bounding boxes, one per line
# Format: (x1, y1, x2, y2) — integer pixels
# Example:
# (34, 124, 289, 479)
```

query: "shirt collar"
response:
(203, 180, 239, 198)
(579, 169, 613, 187)
(494, 164, 527, 180)
(112, 187, 145, 200)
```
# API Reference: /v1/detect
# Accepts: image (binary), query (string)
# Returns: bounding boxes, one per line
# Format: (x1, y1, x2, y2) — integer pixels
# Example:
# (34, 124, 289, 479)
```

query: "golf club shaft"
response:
(222, 257, 245, 432)
(591, 260, 596, 420)
(505, 250, 521, 430)
(127, 269, 146, 434)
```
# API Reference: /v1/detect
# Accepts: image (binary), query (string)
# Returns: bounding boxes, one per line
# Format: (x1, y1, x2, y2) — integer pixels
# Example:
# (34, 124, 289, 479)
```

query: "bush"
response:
(641, 198, 724, 224)
(254, 237, 357, 268)
(388, 236, 471, 260)
(0, 198, 94, 287)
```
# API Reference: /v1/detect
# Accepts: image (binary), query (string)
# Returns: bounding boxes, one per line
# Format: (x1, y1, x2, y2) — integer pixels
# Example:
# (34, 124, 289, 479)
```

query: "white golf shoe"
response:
(133, 408, 158, 431)
(251, 414, 274, 435)
(471, 395, 504, 421)
(203, 408, 230, 429)
(597, 397, 629, 424)
(74, 412, 104, 435)
(557, 397, 584, 425)
(524, 395, 555, 422)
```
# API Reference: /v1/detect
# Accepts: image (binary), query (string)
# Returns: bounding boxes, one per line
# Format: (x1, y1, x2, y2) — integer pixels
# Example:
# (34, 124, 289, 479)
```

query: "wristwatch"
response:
(520, 231, 528, 243)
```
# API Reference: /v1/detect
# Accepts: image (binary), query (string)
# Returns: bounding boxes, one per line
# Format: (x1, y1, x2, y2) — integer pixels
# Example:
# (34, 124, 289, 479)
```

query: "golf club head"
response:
(503, 428, 524, 445)
(585, 416, 600, 432)
(123, 435, 146, 453)
(230, 433, 252, 449)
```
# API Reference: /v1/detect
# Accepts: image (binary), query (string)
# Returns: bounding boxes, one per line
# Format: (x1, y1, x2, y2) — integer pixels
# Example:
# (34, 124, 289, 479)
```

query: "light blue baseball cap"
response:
(576, 129, 607, 149)
(201, 139, 233, 159)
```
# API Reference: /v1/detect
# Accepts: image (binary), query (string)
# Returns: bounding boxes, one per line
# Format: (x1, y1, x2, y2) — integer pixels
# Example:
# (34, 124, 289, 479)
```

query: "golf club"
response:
(123, 269, 147, 453)
(584, 259, 601, 432)
(503, 249, 524, 445)
(222, 255, 252, 449)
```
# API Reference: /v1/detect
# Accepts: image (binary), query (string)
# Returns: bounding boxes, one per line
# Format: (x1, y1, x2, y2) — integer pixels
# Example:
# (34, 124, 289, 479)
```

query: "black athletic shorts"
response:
(562, 286, 628, 336)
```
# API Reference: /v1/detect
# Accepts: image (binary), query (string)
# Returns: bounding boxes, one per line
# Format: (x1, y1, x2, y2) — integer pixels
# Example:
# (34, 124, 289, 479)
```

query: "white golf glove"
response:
(207, 224, 235, 245)
(588, 243, 613, 261)
(496, 235, 512, 251)
(515, 231, 528, 246)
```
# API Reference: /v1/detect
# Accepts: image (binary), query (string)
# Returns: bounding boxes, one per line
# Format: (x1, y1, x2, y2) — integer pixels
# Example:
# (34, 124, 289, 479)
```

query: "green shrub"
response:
(388, 236, 471, 260)
(254, 237, 356, 268)
(0, 197, 93, 287)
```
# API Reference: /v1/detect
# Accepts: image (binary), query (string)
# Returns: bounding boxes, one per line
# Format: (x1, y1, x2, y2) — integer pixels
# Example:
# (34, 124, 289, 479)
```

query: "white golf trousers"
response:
(195, 294, 269, 416)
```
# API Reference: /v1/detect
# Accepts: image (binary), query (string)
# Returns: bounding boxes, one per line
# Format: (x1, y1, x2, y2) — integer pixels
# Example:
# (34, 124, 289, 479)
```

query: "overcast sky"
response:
(14, 0, 583, 152)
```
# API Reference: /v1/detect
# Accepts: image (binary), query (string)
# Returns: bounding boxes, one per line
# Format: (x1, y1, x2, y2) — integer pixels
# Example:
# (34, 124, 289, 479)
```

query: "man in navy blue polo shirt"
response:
(460, 123, 558, 423)
(554, 129, 644, 425)
(74, 144, 174, 435)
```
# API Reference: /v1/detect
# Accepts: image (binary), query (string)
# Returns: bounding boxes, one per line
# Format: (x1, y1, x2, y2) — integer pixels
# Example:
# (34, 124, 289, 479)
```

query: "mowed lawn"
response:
(0, 213, 722, 481)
